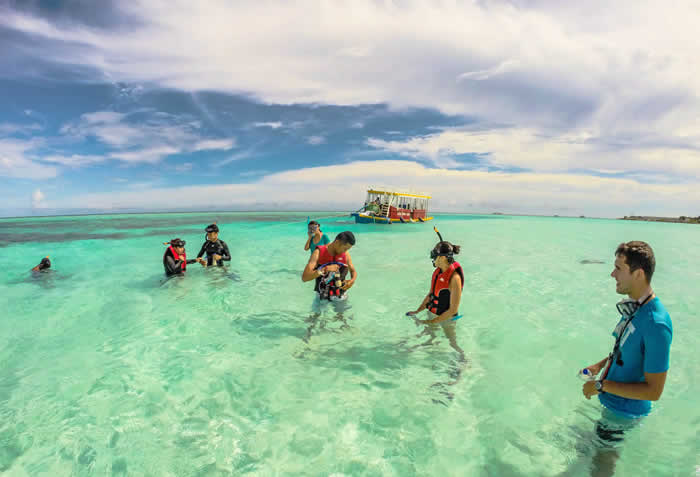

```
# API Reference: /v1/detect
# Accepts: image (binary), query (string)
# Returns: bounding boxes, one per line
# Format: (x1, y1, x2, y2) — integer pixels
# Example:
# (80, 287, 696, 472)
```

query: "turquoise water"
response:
(0, 212, 698, 476)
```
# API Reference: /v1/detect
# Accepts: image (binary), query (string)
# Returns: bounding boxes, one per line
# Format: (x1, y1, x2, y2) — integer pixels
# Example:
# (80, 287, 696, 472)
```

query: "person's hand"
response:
(405, 310, 419, 316)
(196, 257, 204, 263)
(322, 264, 340, 273)
(212, 254, 222, 261)
(582, 380, 599, 400)
(199, 260, 207, 267)
(342, 278, 355, 291)
(584, 362, 604, 377)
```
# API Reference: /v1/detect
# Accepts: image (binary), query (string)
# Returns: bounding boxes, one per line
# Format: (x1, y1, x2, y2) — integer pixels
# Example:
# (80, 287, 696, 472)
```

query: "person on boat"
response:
(196, 223, 231, 267)
(31, 256, 51, 273)
(304, 220, 330, 254)
(302, 231, 357, 300)
(406, 230, 465, 359)
(163, 238, 198, 277)
(578, 241, 672, 477)
(364, 200, 380, 215)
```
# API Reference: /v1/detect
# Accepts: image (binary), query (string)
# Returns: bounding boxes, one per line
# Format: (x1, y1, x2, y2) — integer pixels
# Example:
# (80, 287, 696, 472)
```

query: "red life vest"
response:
(314, 245, 348, 298)
(427, 261, 464, 315)
(316, 245, 347, 268)
(169, 246, 187, 271)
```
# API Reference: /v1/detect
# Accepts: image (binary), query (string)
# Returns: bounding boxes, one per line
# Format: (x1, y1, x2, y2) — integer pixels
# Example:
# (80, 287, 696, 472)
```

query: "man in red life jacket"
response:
(163, 238, 197, 277)
(302, 231, 357, 298)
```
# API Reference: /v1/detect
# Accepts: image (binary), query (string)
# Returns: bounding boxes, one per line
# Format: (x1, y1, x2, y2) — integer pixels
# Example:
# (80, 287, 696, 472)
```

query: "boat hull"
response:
(351, 213, 433, 224)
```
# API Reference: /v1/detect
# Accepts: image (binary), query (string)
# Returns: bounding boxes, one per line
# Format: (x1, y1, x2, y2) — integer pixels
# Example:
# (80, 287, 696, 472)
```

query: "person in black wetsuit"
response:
(163, 238, 197, 277)
(31, 256, 51, 273)
(196, 224, 231, 267)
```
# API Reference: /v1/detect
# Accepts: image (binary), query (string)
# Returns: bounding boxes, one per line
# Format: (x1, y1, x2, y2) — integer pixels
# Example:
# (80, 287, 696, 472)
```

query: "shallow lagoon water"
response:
(0, 212, 698, 476)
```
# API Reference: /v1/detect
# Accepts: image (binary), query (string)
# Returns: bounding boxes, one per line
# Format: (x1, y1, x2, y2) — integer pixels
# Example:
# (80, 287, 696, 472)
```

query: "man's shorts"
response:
(594, 408, 642, 449)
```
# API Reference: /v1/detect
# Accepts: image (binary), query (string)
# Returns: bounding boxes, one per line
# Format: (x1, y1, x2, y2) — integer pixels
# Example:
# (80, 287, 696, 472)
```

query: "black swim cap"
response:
(38, 257, 51, 270)
(205, 224, 219, 233)
(170, 238, 186, 247)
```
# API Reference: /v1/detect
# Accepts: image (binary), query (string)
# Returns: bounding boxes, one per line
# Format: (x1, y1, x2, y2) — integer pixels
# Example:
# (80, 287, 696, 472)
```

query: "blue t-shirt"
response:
(599, 297, 672, 418)
(308, 233, 330, 254)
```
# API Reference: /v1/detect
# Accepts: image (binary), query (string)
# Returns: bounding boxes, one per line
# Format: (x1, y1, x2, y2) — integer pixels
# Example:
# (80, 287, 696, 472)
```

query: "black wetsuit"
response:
(196, 239, 231, 267)
(163, 248, 197, 277)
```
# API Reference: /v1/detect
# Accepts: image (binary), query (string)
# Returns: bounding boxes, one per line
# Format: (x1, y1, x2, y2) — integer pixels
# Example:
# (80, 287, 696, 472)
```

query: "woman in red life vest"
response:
(163, 238, 198, 277)
(407, 239, 465, 357)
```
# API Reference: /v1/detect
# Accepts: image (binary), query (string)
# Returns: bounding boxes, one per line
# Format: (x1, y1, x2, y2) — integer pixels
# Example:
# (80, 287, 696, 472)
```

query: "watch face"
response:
(595, 381, 602, 390)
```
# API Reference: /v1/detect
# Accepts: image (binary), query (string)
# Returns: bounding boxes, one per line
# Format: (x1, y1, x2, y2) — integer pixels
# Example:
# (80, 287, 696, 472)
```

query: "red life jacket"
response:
(427, 261, 464, 315)
(169, 246, 187, 271)
(316, 245, 347, 268)
(314, 245, 348, 297)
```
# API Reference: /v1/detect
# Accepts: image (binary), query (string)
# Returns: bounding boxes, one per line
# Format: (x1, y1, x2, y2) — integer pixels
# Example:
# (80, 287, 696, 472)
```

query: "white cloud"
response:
(31, 188, 45, 208)
(457, 59, 521, 81)
(50, 160, 700, 218)
(0, 138, 57, 179)
(41, 154, 106, 167)
(307, 135, 325, 145)
(0, 122, 42, 135)
(192, 138, 236, 151)
(59, 110, 237, 164)
(253, 121, 283, 129)
(367, 127, 700, 178)
(110, 146, 180, 163)
(4, 1, 700, 130)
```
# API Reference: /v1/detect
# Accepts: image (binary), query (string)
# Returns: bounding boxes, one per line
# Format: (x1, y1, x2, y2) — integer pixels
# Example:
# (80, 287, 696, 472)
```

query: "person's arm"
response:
(590, 372, 668, 401)
(219, 241, 231, 262)
(164, 255, 183, 275)
(304, 235, 312, 251)
(407, 294, 431, 315)
(584, 357, 610, 376)
(186, 259, 198, 265)
(426, 272, 462, 324)
(302, 249, 323, 282)
(584, 322, 672, 401)
(196, 242, 207, 259)
(341, 251, 357, 290)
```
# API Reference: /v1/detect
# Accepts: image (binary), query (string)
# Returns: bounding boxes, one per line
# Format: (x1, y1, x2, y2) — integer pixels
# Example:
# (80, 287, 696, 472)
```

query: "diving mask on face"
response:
(616, 298, 640, 318)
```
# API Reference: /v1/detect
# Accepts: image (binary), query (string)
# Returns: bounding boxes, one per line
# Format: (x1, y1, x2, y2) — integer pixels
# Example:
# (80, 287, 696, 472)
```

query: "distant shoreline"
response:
(621, 215, 700, 224)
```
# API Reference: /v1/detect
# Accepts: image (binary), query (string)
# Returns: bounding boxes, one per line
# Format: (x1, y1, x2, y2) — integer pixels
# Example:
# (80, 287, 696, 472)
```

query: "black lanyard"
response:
(605, 294, 653, 373)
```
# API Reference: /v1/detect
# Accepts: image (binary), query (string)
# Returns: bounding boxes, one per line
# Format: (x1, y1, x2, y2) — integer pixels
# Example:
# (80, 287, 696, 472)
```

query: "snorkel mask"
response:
(616, 298, 640, 319)
(167, 238, 186, 248)
(430, 227, 454, 267)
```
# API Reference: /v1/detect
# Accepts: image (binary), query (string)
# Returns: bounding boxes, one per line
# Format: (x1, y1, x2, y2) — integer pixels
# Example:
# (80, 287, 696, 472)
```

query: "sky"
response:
(1, 0, 700, 218)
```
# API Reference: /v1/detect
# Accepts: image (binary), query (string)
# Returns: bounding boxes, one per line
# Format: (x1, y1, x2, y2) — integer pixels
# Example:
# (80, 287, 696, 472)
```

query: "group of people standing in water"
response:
(162, 223, 231, 277)
(301, 219, 673, 477)
(30, 217, 670, 477)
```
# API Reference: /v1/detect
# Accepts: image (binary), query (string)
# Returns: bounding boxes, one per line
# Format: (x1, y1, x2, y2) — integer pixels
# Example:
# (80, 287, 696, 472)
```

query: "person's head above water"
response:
(307, 220, 320, 234)
(329, 231, 355, 254)
(612, 241, 655, 298)
(205, 223, 219, 242)
(168, 238, 186, 254)
(31, 256, 51, 272)
(430, 241, 461, 269)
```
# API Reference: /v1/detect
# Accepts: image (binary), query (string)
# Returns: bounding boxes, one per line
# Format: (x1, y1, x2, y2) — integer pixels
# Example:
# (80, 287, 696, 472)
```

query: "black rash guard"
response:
(196, 239, 231, 267)
(163, 248, 197, 276)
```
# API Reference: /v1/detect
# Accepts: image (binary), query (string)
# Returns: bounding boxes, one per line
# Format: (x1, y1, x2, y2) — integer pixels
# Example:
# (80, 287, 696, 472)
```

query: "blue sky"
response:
(1, 0, 699, 217)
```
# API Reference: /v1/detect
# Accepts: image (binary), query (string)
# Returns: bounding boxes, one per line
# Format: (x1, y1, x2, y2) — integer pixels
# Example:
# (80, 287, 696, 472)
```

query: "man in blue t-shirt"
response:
(581, 241, 672, 477)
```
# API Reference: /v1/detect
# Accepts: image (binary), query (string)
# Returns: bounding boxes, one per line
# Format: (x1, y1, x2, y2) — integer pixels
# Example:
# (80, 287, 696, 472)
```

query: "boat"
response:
(351, 187, 433, 224)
